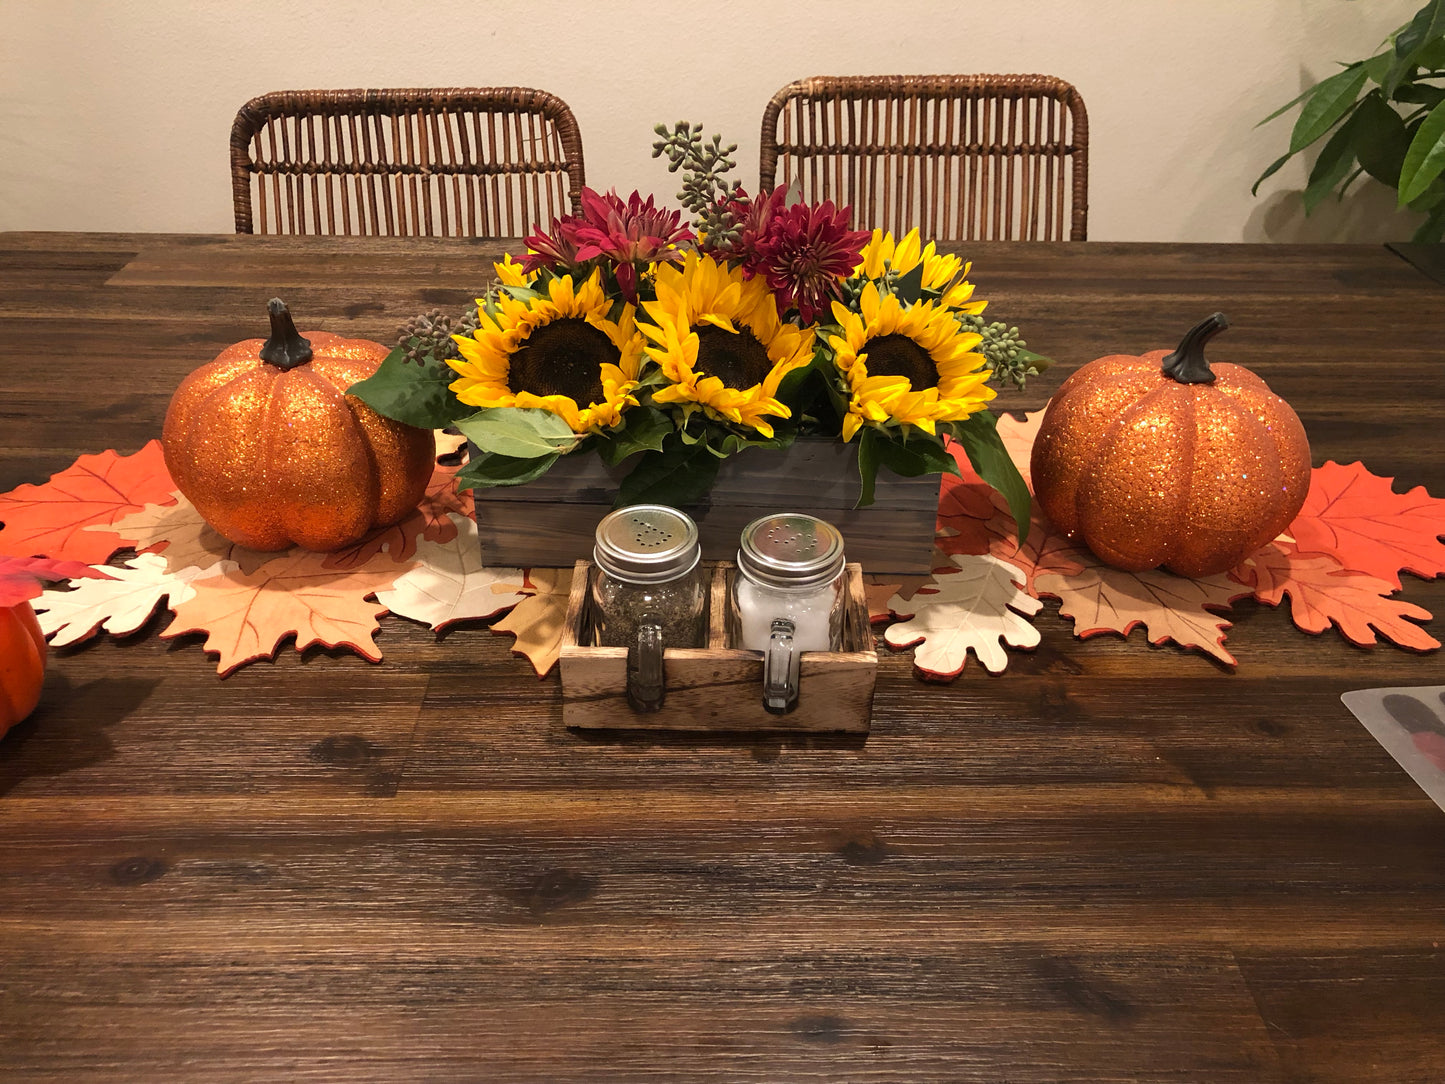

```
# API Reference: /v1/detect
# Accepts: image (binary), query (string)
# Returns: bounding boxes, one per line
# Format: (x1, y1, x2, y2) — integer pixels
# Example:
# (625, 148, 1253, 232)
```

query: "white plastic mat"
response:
(1341, 685, 1445, 811)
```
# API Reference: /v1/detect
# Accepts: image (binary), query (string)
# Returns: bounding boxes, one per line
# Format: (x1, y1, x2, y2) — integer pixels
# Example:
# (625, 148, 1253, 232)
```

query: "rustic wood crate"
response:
(559, 560, 876, 733)
(471, 438, 939, 574)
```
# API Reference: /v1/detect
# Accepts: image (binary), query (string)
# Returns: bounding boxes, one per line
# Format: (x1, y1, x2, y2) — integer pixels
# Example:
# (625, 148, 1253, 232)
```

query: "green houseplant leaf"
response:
(1257, 2, 1445, 234)
(1288, 64, 1369, 154)
(1398, 97, 1445, 203)
(1397, 0, 1445, 61)
(1303, 111, 1361, 213)
(1252, 65, 1368, 195)
(1353, 91, 1413, 186)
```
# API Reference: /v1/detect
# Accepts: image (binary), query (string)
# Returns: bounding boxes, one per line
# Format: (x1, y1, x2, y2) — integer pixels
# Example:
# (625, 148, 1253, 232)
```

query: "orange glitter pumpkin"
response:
(162, 300, 434, 552)
(1, 601, 46, 737)
(1030, 314, 1311, 578)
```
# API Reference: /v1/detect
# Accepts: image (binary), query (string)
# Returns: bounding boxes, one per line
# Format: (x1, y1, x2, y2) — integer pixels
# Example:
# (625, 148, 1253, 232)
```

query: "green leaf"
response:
(634, 365, 671, 390)
(1252, 150, 1295, 195)
(1397, 0, 1445, 59)
(952, 411, 1030, 540)
(1415, 35, 1445, 70)
(1387, 2, 1445, 96)
(854, 428, 959, 509)
(1393, 83, 1445, 107)
(1399, 97, 1445, 203)
(1353, 91, 1412, 185)
(1013, 347, 1052, 372)
(1412, 201, 1445, 241)
(615, 437, 721, 507)
(1288, 65, 1369, 154)
(893, 262, 925, 305)
(1303, 111, 1360, 213)
(499, 284, 543, 304)
(454, 407, 580, 460)
(1364, 48, 1396, 85)
(1256, 66, 1357, 128)
(1406, 176, 1445, 210)
(594, 407, 673, 466)
(347, 347, 471, 429)
(797, 335, 850, 421)
(713, 426, 793, 458)
(455, 450, 561, 491)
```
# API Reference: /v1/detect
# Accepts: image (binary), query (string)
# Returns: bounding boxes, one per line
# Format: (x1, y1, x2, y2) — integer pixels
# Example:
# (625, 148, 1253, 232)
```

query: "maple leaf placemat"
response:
(4, 410, 1442, 683)
(873, 408, 1442, 680)
(10, 436, 531, 678)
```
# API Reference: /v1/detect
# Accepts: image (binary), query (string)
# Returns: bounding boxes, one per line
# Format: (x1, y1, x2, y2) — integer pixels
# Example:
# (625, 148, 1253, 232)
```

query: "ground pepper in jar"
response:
(590, 505, 706, 712)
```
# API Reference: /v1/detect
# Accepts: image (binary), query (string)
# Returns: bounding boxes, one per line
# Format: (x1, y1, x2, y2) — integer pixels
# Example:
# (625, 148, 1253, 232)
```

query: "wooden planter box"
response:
(559, 561, 876, 733)
(471, 438, 939, 574)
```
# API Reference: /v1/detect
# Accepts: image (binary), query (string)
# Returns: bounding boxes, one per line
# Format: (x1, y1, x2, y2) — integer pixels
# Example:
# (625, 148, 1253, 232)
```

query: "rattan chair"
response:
(760, 75, 1088, 241)
(230, 88, 586, 237)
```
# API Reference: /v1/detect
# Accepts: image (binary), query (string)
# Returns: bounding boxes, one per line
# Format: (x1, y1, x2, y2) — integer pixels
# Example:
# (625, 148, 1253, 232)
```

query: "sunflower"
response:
(855, 228, 986, 313)
(492, 252, 534, 288)
(448, 270, 642, 434)
(828, 281, 995, 441)
(639, 254, 814, 439)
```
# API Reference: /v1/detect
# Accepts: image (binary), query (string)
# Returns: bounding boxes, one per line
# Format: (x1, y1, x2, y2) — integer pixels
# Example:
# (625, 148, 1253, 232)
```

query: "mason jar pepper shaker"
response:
(591, 505, 706, 713)
(733, 513, 847, 714)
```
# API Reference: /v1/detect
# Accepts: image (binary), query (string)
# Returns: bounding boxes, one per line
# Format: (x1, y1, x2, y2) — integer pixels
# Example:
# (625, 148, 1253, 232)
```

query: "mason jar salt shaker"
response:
(732, 513, 847, 715)
(591, 505, 706, 713)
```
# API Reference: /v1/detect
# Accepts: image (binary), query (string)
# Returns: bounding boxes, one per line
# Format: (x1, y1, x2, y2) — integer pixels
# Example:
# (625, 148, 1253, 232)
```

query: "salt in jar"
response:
(732, 513, 847, 713)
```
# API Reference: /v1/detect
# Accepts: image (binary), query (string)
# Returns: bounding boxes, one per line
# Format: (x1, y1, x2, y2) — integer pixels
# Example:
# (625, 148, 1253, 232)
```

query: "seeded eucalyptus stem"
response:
(651, 121, 747, 247)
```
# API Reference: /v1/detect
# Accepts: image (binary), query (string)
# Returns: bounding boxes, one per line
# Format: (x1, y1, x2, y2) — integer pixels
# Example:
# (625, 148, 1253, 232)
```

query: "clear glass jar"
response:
(590, 505, 706, 712)
(731, 513, 847, 714)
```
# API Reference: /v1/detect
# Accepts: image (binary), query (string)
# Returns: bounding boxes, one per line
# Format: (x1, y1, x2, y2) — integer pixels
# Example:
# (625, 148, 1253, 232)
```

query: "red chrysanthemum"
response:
(572, 189, 693, 263)
(699, 184, 783, 261)
(520, 188, 693, 301)
(747, 198, 869, 323)
(521, 217, 585, 274)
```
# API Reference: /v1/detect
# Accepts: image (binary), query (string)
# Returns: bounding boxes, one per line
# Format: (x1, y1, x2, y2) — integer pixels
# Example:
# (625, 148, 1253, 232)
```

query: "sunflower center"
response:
(508, 318, 616, 404)
(864, 334, 936, 389)
(694, 325, 773, 390)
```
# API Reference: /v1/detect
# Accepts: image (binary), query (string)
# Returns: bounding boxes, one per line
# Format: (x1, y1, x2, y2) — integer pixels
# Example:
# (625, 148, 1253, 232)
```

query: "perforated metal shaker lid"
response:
(737, 513, 846, 590)
(593, 505, 701, 584)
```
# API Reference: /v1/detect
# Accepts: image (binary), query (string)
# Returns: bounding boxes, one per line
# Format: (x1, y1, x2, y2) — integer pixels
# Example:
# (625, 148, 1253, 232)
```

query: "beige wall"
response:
(0, 0, 1422, 241)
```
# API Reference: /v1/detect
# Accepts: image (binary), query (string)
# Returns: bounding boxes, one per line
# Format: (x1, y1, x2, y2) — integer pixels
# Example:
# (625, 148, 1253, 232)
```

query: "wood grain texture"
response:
(472, 439, 941, 572)
(1, 232, 1444, 1082)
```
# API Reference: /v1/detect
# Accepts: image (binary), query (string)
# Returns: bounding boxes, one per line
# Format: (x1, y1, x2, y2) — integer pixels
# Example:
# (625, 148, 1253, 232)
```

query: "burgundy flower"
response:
(570, 188, 694, 301)
(701, 184, 783, 263)
(749, 199, 870, 323)
(728, 186, 786, 261)
(521, 216, 585, 274)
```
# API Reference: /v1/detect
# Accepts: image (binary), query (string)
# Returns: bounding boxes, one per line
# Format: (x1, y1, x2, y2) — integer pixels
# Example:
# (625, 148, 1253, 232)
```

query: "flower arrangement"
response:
(351, 123, 1045, 531)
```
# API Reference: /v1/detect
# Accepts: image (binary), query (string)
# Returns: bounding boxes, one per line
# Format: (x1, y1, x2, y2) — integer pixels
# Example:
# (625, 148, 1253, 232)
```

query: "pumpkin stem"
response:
(258, 298, 313, 370)
(1161, 312, 1228, 385)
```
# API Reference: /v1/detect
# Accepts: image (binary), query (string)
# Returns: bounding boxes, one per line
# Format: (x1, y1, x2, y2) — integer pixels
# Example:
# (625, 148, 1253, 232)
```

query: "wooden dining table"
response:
(1, 231, 1443, 1083)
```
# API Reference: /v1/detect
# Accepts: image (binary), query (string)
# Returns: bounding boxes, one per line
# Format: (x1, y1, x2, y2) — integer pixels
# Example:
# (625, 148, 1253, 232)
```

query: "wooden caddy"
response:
(559, 561, 876, 733)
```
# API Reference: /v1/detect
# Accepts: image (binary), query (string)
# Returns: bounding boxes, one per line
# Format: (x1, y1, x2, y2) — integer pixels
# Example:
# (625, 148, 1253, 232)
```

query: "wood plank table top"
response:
(1, 232, 1443, 1083)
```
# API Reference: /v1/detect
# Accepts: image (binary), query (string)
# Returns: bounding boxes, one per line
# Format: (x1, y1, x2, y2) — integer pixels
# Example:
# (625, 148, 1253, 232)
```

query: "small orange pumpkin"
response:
(1, 601, 46, 737)
(162, 300, 434, 552)
(1031, 314, 1311, 578)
